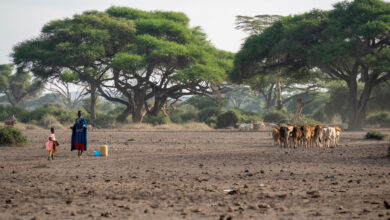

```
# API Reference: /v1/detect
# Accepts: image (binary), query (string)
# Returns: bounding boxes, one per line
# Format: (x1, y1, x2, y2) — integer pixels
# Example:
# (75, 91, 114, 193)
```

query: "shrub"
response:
(263, 110, 289, 124)
(0, 106, 28, 121)
(94, 114, 116, 128)
(206, 115, 217, 127)
(364, 130, 388, 140)
(143, 114, 169, 126)
(0, 127, 27, 146)
(295, 116, 319, 127)
(216, 110, 239, 128)
(366, 111, 390, 128)
(197, 107, 220, 122)
(40, 114, 65, 129)
(180, 110, 198, 123)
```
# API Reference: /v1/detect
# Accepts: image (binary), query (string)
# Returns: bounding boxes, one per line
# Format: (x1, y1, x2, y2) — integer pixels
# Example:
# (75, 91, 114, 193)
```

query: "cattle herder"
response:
(70, 110, 87, 157)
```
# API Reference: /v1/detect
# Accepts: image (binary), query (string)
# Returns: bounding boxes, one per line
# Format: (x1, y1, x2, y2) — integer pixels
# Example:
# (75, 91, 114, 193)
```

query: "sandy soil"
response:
(0, 129, 390, 220)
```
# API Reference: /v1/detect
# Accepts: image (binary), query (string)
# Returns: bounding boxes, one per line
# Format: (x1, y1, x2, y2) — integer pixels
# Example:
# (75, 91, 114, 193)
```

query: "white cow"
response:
(239, 123, 253, 131)
(323, 127, 336, 148)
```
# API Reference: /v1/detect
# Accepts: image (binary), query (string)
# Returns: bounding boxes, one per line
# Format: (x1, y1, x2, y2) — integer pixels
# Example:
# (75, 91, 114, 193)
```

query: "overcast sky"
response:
(0, 0, 346, 64)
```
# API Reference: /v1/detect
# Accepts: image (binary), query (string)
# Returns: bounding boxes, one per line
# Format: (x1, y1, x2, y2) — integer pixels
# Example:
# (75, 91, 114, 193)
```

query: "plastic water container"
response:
(100, 145, 108, 156)
(93, 151, 100, 156)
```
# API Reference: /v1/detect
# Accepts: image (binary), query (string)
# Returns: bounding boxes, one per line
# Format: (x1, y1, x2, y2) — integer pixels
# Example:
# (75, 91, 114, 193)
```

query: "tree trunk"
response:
(5, 92, 17, 107)
(347, 80, 372, 131)
(131, 89, 146, 123)
(275, 73, 282, 110)
(116, 105, 132, 122)
(290, 98, 314, 124)
(132, 107, 144, 123)
(90, 84, 97, 124)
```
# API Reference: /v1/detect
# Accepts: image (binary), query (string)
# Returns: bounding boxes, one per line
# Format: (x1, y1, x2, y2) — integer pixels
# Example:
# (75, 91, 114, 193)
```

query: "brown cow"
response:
(301, 125, 313, 148)
(272, 125, 280, 147)
(311, 124, 323, 148)
(291, 126, 303, 148)
(334, 126, 342, 146)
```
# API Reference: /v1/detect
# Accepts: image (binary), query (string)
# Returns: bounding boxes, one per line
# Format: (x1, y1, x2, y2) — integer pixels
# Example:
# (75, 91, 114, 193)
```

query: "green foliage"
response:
(19, 104, 79, 125)
(366, 111, 390, 128)
(0, 64, 43, 106)
(0, 106, 28, 121)
(216, 110, 239, 128)
(39, 114, 64, 129)
(295, 116, 319, 127)
(311, 104, 334, 123)
(263, 110, 289, 124)
(143, 114, 169, 126)
(206, 115, 217, 127)
(186, 95, 219, 109)
(365, 130, 388, 140)
(197, 107, 221, 122)
(94, 114, 116, 128)
(0, 127, 27, 146)
(180, 111, 198, 122)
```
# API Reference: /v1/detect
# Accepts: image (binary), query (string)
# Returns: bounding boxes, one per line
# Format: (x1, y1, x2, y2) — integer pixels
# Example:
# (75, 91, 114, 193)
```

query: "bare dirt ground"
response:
(1, 129, 390, 220)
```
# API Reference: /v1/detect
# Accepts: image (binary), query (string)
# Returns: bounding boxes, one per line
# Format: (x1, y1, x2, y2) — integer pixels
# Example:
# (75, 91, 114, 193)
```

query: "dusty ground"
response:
(1, 129, 390, 220)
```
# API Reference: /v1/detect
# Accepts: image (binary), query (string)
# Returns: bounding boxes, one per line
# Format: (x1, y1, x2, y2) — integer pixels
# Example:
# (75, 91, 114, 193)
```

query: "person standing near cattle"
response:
(70, 111, 87, 157)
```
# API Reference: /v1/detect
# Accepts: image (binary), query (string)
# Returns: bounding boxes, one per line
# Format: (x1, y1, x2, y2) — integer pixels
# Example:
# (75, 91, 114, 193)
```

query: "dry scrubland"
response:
(0, 128, 390, 220)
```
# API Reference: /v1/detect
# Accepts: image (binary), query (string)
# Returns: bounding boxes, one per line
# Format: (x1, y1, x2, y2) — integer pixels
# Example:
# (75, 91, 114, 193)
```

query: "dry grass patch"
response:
(115, 122, 211, 130)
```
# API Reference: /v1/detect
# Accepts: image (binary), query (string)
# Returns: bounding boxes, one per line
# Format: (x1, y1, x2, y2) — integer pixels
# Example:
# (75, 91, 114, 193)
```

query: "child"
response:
(45, 127, 59, 160)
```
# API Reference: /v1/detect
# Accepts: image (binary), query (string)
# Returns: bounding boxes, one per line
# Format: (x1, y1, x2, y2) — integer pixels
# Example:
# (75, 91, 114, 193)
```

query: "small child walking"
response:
(45, 127, 59, 160)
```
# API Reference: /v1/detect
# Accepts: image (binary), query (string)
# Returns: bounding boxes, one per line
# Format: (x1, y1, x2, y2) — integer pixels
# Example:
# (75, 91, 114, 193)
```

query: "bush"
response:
(364, 130, 388, 140)
(295, 116, 320, 127)
(94, 114, 116, 128)
(40, 114, 65, 129)
(143, 114, 169, 126)
(0, 106, 28, 122)
(263, 110, 289, 124)
(366, 111, 390, 128)
(216, 110, 239, 128)
(180, 110, 198, 122)
(197, 107, 220, 122)
(206, 115, 217, 127)
(0, 127, 27, 146)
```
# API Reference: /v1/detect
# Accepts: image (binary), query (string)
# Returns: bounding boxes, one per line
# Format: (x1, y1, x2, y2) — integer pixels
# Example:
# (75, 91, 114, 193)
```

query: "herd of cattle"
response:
(273, 124, 342, 148)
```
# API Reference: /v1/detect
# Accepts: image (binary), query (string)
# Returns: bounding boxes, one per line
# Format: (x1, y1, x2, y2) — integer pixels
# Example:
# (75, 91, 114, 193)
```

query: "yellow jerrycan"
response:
(100, 145, 108, 156)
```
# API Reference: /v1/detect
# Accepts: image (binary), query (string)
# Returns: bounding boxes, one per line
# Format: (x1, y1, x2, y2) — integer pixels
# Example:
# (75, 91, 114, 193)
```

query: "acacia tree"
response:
(234, 15, 322, 111)
(233, 0, 390, 130)
(12, 11, 136, 123)
(98, 7, 233, 122)
(0, 64, 43, 107)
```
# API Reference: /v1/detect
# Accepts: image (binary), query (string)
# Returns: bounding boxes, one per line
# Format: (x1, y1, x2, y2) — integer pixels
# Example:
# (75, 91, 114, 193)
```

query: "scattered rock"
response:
(306, 190, 320, 198)
(101, 212, 112, 217)
(338, 206, 344, 210)
(258, 203, 271, 209)
(5, 199, 12, 204)
(362, 208, 371, 213)
(260, 170, 264, 174)
(247, 205, 256, 210)
(66, 199, 72, 205)
(191, 208, 201, 213)
(198, 163, 204, 168)
(277, 194, 287, 199)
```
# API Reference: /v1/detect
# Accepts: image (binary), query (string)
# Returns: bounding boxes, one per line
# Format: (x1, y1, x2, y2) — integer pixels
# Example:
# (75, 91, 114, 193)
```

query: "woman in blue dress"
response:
(70, 111, 87, 157)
